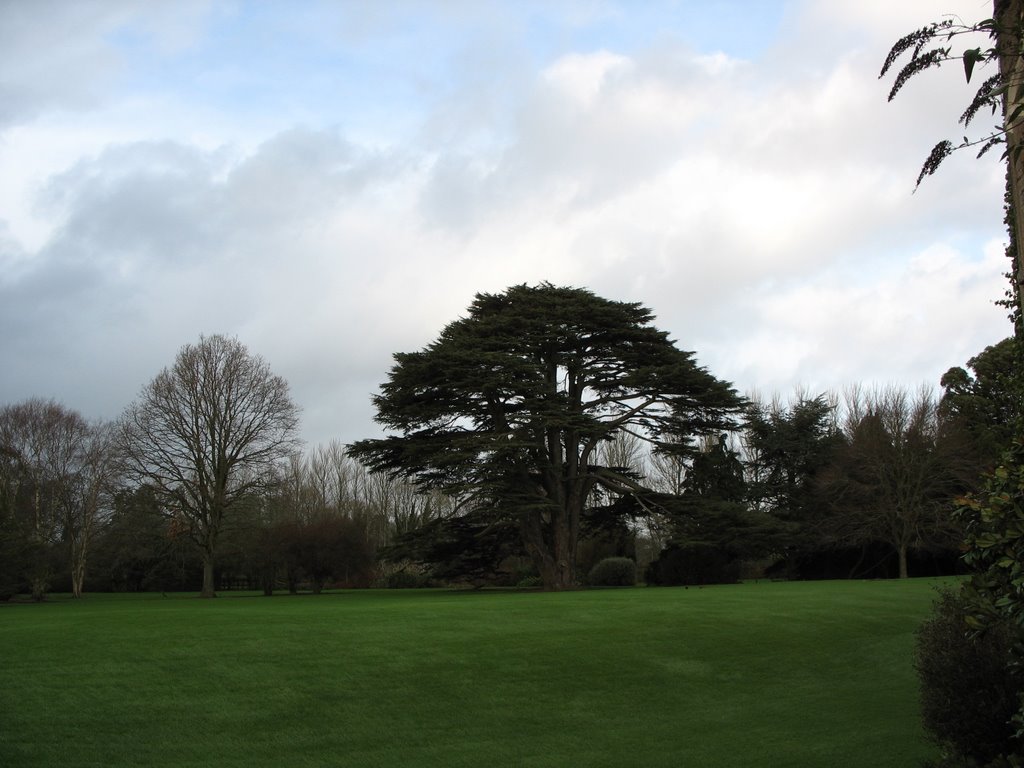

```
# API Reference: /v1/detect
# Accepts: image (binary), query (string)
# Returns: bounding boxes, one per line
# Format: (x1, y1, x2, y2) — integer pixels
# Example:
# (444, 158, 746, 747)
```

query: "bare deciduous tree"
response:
(823, 386, 969, 578)
(119, 335, 300, 598)
(66, 421, 120, 598)
(0, 399, 118, 599)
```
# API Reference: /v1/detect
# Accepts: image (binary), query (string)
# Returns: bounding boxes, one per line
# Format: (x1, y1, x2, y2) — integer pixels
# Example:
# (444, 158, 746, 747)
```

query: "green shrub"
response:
(645, 543, 740, 586)
(516, 575, 544, 589)
(587, 557, 636, 587)
(915, 588, 1023, 765)
(385, 570, 430, 589)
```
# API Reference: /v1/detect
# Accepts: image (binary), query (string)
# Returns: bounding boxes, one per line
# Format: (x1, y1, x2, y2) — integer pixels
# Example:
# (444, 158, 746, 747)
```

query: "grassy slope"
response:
(0, 580, 945, 767)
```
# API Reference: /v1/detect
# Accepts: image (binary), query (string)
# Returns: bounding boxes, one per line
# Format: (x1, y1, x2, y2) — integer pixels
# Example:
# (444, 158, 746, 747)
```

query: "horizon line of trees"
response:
(1, 331, 1014, 599)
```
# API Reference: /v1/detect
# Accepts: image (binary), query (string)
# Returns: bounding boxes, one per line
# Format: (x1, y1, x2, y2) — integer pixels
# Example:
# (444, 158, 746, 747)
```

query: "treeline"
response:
(0, 336, 1014, 598)
(0, 427, 449, 598)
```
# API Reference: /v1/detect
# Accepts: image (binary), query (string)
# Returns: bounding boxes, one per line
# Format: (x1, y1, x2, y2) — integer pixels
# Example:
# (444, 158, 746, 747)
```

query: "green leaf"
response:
(963, 47, 983, 83)
(1007, 102, 1024, 129)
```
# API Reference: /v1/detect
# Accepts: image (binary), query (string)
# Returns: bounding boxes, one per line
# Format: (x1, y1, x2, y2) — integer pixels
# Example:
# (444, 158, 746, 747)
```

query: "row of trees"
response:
(0, 397, 447, 599)
(1, 297, 1014, 600)
(0, 399, 117, 599)
(358, 285, 1016, 590)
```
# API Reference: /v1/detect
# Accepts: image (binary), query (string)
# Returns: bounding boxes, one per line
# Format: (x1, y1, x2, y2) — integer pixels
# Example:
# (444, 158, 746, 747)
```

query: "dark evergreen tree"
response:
(646, 435, 777, 586)
(350, 284, 742, 590)
(941, 336, 1022, 468)
(379, 508, 525, 587)
(744, 395, 843, 549)
(89, 486, 202, 592)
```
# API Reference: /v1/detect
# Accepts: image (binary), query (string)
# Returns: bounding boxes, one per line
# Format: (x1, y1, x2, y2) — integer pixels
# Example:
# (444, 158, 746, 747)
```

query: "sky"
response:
(0, 0, 1014, 448)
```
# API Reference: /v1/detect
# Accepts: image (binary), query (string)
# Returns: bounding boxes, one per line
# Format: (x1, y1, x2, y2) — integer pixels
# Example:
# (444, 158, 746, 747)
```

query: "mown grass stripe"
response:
(0, 579, 948, 767)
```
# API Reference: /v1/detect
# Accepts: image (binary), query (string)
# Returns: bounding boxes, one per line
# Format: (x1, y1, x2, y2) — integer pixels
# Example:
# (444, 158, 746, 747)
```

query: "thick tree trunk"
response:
(996, 0, 1024, 333)
(520, 506, 579, 591)
(30, 573, 48, 602)
(898, 544, 909, 579)
(200, 554, 216, 598)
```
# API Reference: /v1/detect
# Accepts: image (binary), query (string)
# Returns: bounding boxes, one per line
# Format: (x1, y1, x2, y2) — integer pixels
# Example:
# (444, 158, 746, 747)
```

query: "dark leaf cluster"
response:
(879, 21, 954, 83)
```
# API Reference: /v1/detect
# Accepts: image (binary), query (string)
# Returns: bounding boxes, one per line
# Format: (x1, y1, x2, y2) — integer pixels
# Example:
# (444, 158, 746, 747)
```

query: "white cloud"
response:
(0, 0, 1013, 447)
(714, 238, 1010, 394)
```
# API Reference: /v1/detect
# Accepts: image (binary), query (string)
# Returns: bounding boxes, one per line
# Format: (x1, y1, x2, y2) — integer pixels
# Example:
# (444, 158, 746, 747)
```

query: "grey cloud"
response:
(224, 127, 406, 230)
(1, 126, 413, 443)
(38, 141, 225, 270)
(0, 1, 126, 127)
(0, 1, 213, 129)
(1, 0, 1011, 448)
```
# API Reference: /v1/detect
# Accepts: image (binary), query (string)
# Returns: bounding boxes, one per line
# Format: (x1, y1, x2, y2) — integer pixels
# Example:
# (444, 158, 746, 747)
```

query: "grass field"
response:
(0, 579, 947, 767)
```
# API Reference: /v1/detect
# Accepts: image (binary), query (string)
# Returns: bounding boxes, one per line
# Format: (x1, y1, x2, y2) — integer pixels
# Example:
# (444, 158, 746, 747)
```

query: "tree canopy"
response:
(119, 334, 300, 598)
(350, 283, 743, 590)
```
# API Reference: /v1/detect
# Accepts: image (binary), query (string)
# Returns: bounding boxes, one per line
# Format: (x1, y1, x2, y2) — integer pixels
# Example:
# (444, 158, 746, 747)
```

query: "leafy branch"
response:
(880, 15, 1024, 188)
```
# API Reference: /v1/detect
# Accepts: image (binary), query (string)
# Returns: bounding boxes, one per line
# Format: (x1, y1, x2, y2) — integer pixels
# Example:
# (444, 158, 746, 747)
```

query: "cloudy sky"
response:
(0, 0, 1013, 447)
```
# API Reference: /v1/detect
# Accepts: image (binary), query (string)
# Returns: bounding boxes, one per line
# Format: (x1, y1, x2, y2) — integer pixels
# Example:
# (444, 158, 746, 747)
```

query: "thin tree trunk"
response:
(71, 556, 85, 598)
(898, 544, 909, 579)
(70, 528, 89, 598)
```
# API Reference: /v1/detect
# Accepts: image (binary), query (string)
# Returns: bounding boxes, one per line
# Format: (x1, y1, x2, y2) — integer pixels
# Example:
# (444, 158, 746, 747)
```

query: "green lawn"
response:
(0, 580, 946, 767)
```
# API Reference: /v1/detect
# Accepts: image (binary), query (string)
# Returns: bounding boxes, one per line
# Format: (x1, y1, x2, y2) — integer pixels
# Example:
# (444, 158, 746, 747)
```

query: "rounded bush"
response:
(386, 570, 429, 589)
(587, 557, 636, 587)
(516, 575, 544, 589)
(645, 543, 740, 586)
(915, 588, 1023, 764)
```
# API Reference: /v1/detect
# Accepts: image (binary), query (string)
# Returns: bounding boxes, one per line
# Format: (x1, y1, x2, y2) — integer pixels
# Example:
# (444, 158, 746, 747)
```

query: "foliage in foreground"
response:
(916, 588, 1023, 764)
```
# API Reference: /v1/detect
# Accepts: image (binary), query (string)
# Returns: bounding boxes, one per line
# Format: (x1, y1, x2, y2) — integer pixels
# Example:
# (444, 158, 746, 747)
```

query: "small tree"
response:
(119, 335, 300, 598)
(65, 421, 120, 598)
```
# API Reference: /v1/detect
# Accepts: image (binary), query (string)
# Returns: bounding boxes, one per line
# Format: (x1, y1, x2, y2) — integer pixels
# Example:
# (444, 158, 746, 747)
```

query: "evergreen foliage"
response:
(916, 589, 1022, 764)
(586, 556, 636, 587)
(350, 283, 742, 590)
(645, 542, 741, 586)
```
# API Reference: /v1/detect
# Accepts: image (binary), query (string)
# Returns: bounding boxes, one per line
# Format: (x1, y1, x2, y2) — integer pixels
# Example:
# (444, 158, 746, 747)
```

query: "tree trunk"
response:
(71, 557, 85, 598)
(30, 573, 47, 602)
(898, 544, 909, 579)
(200, 555, 216, 598)
(71, 532, 88, 598)
(996, 0, 1024, 334)
(520, 507, 578, 591)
